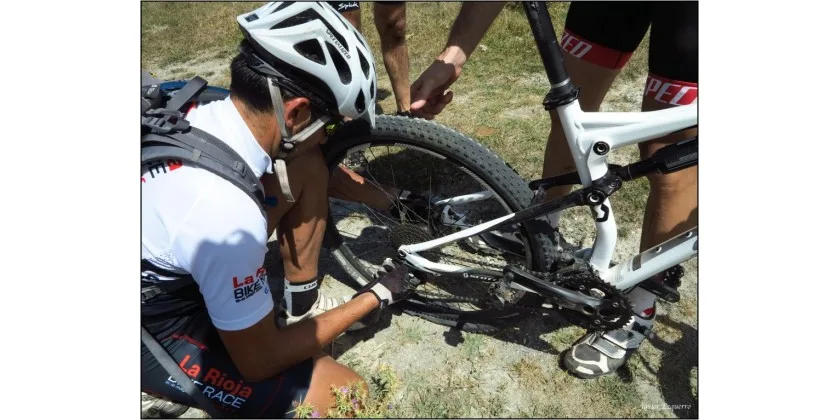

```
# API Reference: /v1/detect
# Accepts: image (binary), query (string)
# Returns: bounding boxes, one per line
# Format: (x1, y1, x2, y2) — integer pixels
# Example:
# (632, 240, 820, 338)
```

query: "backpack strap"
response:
(140, 259, 197, 304)
(141, 125, 267, 221)
(164, 76, 208, 112)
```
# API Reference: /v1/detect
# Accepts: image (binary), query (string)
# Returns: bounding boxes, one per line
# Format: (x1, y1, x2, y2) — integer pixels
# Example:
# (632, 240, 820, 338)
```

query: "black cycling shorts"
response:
(562, 1, 698, 105)
(328, 1, 360, 13)
(327, 1, 405, 13)
(141, 305, 314, 418)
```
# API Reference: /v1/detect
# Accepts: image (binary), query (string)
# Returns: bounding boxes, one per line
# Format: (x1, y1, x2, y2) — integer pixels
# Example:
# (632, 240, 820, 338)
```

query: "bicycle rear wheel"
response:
(322, 116, 559, 331)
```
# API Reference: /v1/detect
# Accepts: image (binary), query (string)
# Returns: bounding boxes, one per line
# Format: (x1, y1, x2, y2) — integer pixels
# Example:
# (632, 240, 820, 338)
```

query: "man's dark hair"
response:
(229, 40, 296, 114)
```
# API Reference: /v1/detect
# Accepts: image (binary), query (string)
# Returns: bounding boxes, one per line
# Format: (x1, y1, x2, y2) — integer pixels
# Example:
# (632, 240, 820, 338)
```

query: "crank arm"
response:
(504, 265, 601, 309)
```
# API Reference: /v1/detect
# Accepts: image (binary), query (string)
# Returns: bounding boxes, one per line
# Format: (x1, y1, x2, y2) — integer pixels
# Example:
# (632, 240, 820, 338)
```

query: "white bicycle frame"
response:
(394, 1, 697, 295)
(397, 101, 697, 292)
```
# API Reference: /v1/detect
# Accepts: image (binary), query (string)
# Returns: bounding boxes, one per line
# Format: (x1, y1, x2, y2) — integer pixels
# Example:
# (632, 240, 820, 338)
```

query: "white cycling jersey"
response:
(141, 96, 275, 332)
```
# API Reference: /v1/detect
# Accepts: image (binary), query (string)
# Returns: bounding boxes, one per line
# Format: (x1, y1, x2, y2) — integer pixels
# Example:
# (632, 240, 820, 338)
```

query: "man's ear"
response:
(283, 97, 312, 132)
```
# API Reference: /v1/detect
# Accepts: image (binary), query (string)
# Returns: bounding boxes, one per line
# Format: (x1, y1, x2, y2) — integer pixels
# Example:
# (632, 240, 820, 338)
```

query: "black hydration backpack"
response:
(141, 74, 267, 220)
(141, 72, 262, 418)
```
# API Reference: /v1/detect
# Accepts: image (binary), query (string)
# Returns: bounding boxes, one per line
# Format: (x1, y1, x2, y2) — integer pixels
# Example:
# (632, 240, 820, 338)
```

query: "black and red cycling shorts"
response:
(141, 292, 314, 418)
(561, 1, 698, 106)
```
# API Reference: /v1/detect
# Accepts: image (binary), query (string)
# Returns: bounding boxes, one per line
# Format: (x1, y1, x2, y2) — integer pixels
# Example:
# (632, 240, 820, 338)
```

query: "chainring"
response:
(552, 267, 634, 331)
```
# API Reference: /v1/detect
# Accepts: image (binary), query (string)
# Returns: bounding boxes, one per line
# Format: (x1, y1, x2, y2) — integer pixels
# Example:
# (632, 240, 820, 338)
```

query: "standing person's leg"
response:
(374, 2, 411, 114)
(637, 0, 699, 260)
(563, 1, 698, 379)
(625, 0, 699, 317)
(325, 2, 404, 213)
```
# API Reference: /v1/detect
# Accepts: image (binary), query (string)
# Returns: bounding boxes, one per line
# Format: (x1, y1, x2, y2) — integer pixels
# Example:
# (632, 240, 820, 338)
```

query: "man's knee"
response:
(647, 167, 697, 194)
(313, 353, 365, 383)
(639, 137, 697, 193)
(374, 5, 407, 40)
(287, 149, 329, 194)
(305, 354, 369, 411)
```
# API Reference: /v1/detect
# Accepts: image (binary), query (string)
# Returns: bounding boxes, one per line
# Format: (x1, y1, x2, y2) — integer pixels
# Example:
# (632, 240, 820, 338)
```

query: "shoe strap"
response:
(315, 293, 351, 312)
(631, 321, 654, 338)
(585, 333, 628, 359)
(595, 321, 650, 352)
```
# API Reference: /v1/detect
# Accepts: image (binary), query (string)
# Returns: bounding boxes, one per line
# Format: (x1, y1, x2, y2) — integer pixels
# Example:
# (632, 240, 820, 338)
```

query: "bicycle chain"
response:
(406, 263, 634, 331)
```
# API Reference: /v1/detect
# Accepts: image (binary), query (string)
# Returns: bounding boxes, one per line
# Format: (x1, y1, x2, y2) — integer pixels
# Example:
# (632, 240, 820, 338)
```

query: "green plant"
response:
(293, 365, 400, 418)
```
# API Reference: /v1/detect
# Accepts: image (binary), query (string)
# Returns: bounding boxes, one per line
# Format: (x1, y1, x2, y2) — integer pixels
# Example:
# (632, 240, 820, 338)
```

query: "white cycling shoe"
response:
(563, 308, 655, 379)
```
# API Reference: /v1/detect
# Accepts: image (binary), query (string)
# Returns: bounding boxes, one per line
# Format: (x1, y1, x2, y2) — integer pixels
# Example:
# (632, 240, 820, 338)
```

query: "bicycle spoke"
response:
(356, 147, 406, 219)
(331, 201, 398, 228)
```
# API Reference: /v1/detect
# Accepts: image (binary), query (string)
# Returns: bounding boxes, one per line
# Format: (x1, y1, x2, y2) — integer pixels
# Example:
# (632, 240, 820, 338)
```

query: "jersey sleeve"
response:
(171, 180, 274, 331)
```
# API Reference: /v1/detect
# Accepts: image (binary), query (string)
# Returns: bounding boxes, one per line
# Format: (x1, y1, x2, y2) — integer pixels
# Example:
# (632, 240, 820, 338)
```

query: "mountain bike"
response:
(322, 1, 697, 333)
(151, 1, 697, 335)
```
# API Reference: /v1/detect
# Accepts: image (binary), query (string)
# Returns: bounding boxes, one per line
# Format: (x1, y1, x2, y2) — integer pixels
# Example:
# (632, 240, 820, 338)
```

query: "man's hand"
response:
(409, 59, 460, 120)
(408, 2, 505, 119)
(354, 259, 412, 306)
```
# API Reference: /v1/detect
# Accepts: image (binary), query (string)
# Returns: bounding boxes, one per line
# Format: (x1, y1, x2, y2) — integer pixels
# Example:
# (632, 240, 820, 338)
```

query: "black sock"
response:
(283, 277, 319, 316)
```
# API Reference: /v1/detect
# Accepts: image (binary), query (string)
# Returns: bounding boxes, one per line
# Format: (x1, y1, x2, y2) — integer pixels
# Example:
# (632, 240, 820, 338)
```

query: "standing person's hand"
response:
(409, 59, 461, 119)
(408, 1, 506, 119)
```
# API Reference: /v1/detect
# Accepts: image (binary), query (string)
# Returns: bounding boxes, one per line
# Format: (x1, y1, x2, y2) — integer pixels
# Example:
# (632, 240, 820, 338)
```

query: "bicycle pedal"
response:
(638, 279, 680, 304)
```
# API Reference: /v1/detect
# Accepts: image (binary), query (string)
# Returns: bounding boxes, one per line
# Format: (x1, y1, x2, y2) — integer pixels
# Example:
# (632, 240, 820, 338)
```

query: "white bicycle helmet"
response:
(236, 1, 377, 126)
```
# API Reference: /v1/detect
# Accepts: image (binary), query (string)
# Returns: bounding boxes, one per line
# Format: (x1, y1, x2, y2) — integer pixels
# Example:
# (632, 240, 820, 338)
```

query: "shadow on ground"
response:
(641, 317, 698, 418)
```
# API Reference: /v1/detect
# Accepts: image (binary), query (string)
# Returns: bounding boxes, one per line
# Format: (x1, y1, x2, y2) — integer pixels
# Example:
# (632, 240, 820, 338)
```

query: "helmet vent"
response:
(357, 47, 369, 78)
(270, 2, 293, 14)
(271, 9, 349, 53)
(355, 90, 366, 114)
(326, 43, 352, 85)
(294, 39, 327, 66)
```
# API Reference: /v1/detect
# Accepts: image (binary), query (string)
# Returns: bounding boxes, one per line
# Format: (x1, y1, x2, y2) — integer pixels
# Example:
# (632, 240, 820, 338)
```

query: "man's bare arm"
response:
(217, 292, 380, 382)
(438, 2, 506, 69)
